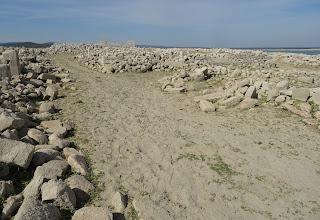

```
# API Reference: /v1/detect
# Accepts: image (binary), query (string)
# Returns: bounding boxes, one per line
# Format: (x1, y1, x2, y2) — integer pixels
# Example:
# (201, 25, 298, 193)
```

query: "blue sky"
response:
(1, 0, 320, 47)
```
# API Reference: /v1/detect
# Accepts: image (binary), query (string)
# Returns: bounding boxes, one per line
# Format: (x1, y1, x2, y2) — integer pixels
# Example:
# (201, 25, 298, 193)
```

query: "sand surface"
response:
(53, 54, 320, 220)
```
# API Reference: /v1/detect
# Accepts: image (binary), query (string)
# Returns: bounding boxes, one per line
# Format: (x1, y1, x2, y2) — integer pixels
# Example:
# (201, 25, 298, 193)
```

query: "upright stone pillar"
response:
(0, 64, 10, 79)
(2, 50, 21, 76)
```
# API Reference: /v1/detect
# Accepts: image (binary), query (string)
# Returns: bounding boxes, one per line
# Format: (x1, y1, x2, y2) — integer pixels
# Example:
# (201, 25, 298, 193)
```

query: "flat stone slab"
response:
(0, 138, 34, 168)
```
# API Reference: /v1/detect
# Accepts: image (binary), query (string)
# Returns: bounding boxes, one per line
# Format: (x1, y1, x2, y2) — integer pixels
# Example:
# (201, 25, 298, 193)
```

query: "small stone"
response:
(199, 100, 216, 113)
(40, 120, 67, 137)
(276, 80, 289, 90)
(44, 85, 59, 100)
(221, 95, 243, 108)
(190, 67, 208, 81)
(48, 133, 70, 149)
(41, 179, 76, 211)
(27, 128, 48, 144)
(267, 89, 280, 101)
(111, 192, 128, 213)
(245, 86, 258, 99)
(67, 154, 89, 176)
(194, 92, 224, 103)
(63, 148, 83, 159)
(72, 207, 111, 220)
(39, 102, 56, 114)
(239, 98, 258, 110)
(275, 95, 286, 103)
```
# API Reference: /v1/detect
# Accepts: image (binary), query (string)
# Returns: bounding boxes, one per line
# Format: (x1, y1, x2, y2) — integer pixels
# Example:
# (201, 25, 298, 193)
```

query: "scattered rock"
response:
(0, 180, 14, 198)
(199, 100, 216, 113)
(13, 197, 61, 220)
(27, 128, 48, 144)
(67, 154, 89, 176)
(65, 175, 94, 208)
(1, 194, 23, 219)
(111, 191, 128, 213)
(41, 179, 76, 211)
(0, 138, 34, 168)
(292, 88, 310, 102)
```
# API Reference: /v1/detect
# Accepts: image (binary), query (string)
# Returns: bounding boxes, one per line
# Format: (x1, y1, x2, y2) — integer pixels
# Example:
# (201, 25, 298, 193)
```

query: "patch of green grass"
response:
(176, 153, 206, 162)
(126, 206, 139, 220)
(309, 101, 319, 117)
(176, 152, 238, 178)
(208, 156, 238, 177)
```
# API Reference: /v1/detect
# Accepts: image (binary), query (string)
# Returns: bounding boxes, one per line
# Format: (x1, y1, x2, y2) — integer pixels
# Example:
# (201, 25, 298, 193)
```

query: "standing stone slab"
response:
(0, 64, 10, 79)
(2, 50, 21, 76)
(0, 138, 34, 169)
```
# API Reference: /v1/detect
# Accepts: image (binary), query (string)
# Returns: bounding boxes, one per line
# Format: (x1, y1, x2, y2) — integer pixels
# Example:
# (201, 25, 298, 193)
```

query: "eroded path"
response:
(53, 55, 320, 220)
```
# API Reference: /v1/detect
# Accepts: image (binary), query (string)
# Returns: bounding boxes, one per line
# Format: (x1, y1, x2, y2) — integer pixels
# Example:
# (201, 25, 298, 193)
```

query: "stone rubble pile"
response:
(0, 47, 129, 220)
(49, 43, 320, 129)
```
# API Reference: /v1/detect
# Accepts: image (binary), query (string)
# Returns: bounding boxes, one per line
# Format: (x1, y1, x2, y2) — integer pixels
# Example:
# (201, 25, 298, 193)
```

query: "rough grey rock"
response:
(0, 111, 25, 132)
(239, 98, 258, 110)
(63, 147, 82, 159)
(67, 154, 89, 176)
(190, 67, 208, 81)
(245, 86, 258, 99)
(1, 129, 19, 141)
(31, 149, 60, 167)
(0, 138, 34, 168)
(276, 80, 289, 90)
(194, 92, 224, 103)
(221, 95, 243, 108)
(39, 102, 56, 114)
(199, 100, 216, 113)
(292, 88, 310, 102)
(41, 179, 76, 211)
(44, 85, 59, 100)
(13, 197, 61, 220)
(72, 206, 111, 220)
(0, 180, 14, 198)
(27, 128, 48, 144)
(111, 191, 128, 213)
(34, 160, 69, 180)
(40, 120, 67, 137)
(1, 194, 23, 219)
(65, 175, 94, 208)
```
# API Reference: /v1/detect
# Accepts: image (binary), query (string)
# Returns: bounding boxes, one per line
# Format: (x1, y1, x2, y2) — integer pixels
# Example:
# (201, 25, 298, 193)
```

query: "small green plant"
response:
(208, 156, 238, 177)
(176, 153, 206, 162)
(126, 206, 139, 220)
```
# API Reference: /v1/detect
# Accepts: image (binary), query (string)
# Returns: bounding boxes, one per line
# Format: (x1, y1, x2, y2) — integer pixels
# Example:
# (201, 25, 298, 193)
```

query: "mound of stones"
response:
(50, 43, 320, 129)
(0, 47, 131, 219)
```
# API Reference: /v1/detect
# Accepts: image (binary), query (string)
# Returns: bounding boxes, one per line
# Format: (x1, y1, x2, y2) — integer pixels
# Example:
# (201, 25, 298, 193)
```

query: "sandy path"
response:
(53, 55, 320, 220)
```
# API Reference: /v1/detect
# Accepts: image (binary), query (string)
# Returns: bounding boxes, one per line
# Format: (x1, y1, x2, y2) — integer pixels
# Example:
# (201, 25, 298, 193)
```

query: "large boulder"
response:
(65, 175, 94, 208)
(27, 129, 48, 144)
(292, 88, 310, 102)
(189, 67, 208, 81)
(0, 138, 34, 168)
(0, 111, 25, 132)
(13, 197, 61, 220)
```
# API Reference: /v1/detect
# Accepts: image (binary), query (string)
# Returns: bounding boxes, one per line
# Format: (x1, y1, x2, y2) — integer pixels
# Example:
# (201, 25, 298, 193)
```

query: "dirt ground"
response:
(53, 54, 320, 220)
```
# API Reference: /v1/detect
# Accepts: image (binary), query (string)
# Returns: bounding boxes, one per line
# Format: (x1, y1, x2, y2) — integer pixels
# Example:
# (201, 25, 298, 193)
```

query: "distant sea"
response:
(261, 49, 320, 56)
